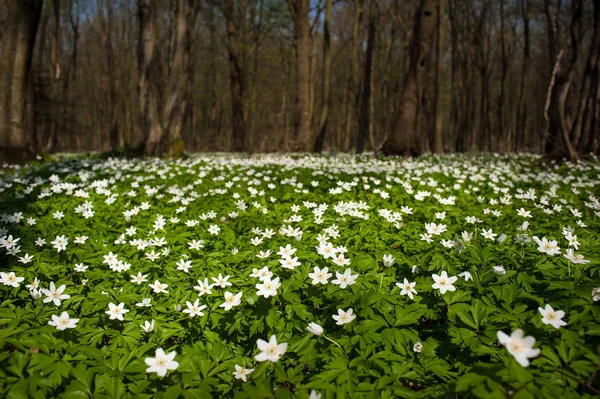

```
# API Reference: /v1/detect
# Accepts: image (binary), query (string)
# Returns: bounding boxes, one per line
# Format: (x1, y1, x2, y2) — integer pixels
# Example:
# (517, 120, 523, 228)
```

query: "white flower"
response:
(256, 250, 271, 259)
(145, 348, 179, 377)
(220, 292, 242, 311)
(497, 329, 541, 367)
(481, 229, 497, 240)
(331, 269, 358, 289)
(538, 304, 567, 329)
(458, 271, 472, 281)
(333, 308, 356, 325)
(1, 272, 25, 287)
(533, 236, 561, 256)
(233, 364, 254, 382)
(396, 278, 417, 300)
(131, 272, 148, 284)
(382, 254, 395, 267)
(30, 288, 42, 299)
(517, 208, 531, 218)
(420, 233, 433, 243)
(149, 280, 168, 294)
(413, 342, 423, 353)
(48, 312, 79, 330)
(308, 389, 323, 399)
(255, 335, 287, 363)
(74, 263, 88, 273)
(136, 298, 152, 307)
(74, 236, 88, 244)
(309, 390, 322, 399)
(18, 254, 34, 264)
(563, 249, 589, 264)
(280, 256, 301, 270)
(307, 322, 324, 336)
(461, 231, 473, 242)
(176, 259, 193, 273)
(105, 302, 129, 321)
(332, 253, 351, 266)
(188, 239, 205, 250)
(592, 288, 600, 302)
(431, 271, 457, 295)
(211, 273, 232, 288)
(251, 266, 273, 282)
(256, 277, 281, 298)
(441, 239, 455, 248)
(183, 299, 206, 317)
(141, 319, 155, 332)
(41, 282, 70, 306)
(26, 277, 40, 290)
(193, 278, 214, 296)
(208, 224, 221, 235)
(316, 242, 336, 259)
(493, 265, 506, 275)
(308, 266, 332, 285)
(51, 235, 69, 252)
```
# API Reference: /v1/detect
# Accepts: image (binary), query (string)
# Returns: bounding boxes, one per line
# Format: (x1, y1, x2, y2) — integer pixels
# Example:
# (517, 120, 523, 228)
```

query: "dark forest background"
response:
(0, 0, 599, 160)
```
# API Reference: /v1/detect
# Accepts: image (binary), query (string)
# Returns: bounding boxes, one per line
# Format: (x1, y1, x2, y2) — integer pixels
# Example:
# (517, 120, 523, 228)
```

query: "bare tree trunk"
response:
(543, 0, 581, 160)
(515, 0, 529, 151)
(571, 0, 599, 150)
(357, 0, 376, 154)
(314, 0, 332, 153)
(104, 0, 120, 151)
(497, 0, 507, 151)
(431, 0, 444, 153)
(288, 0, 311, 151)
(0, 0, 43, 159)
(138, 0, 163, 155)
(382, 0, 437, 156)
(163, 0, 198, 156)
(224, 0, 246, 152)
(56, 0, 79, 153)
(341, 0, 362, 152)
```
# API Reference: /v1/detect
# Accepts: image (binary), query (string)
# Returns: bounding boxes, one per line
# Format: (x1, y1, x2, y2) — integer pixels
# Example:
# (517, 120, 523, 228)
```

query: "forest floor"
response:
(0, 153, 599, 398)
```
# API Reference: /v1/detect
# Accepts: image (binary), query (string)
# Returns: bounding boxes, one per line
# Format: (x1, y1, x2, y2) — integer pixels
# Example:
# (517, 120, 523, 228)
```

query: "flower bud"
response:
(493, 265, 506, 275)
(307, 322, 324, 336)
(413, 342, 423, 353)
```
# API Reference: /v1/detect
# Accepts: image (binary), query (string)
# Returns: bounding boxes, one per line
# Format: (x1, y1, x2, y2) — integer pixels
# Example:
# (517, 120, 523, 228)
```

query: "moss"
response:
(165, 137, 185, 158)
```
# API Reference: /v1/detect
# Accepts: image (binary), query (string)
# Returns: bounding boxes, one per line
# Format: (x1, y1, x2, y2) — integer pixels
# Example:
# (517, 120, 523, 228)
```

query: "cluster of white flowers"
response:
(1, 152, 598, 391)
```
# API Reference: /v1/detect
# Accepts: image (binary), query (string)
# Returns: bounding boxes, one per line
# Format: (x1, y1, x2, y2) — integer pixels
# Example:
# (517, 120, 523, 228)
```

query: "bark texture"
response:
(288, 0, 311, 151)
(0, 0, 43, 159)
(382, 0, 437, 156)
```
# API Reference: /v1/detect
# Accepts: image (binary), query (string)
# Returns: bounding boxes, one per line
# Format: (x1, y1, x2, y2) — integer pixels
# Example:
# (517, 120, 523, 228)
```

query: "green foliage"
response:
(0, 153, 599, 398)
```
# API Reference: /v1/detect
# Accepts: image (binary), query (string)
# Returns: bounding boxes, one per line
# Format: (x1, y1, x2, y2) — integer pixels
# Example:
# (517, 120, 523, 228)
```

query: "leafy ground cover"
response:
(1, 153, 600, 398)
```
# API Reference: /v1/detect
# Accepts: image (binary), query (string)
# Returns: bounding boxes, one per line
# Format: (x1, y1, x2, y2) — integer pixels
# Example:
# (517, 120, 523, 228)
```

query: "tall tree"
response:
(0, 0, 44, 158)
(431, 0, 445, 153)
(138, 0, 198, 156)
(223, 0, 247, 152)
(314, 0, 332, 153)
(382, 0, 437, 156)
(356, 0, 376, 154)
(571, 0, 600, 152)
(138, 0, 163, 155)
(163, 0, 198, 156)
(341, 0, 362, 151)
(543, 0, 582, 160)
(515, 0, 530, 151)
(288, 0, 311, 151)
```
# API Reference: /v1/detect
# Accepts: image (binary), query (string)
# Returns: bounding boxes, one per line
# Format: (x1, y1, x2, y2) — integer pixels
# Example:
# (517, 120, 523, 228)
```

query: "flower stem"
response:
(323, 335, 349, 365)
